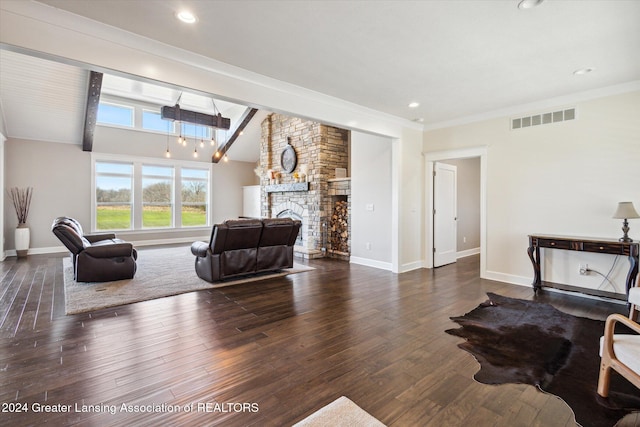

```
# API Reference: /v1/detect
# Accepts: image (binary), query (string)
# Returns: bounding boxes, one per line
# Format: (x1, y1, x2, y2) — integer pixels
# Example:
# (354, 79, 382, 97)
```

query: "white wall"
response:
(351, 131, 393, 269)
(4, 139, 89, 252)
(424, 91, 640, 294)
(397, 127, 425, 272)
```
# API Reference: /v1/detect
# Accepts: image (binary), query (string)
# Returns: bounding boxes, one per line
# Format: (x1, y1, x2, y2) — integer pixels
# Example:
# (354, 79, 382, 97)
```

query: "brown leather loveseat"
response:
(190, 218, 301, 282)
(52, 217, 138, 282)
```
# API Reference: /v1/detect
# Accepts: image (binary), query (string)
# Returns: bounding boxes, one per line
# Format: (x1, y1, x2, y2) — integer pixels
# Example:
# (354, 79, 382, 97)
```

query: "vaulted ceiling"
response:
(0, 49, 267, 161)
(1, 0, 639, 160)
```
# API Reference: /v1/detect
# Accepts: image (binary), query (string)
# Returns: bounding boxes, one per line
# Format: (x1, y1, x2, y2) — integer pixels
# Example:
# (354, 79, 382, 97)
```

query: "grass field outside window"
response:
(97, 205, 206, 229)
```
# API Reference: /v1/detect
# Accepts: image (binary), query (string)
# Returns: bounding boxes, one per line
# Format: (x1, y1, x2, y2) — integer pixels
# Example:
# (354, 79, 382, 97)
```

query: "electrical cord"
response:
(592, 255, 620, 292)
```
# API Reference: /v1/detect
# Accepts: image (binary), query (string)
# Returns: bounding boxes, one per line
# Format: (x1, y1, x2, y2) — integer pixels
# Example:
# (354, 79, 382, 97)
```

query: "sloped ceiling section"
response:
(0, 50, 265, 161)
(0, 49, 88, 144)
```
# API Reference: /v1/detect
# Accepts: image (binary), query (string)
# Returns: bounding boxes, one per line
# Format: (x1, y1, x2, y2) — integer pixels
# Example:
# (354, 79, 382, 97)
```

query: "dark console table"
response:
(527, 234, 639, 300)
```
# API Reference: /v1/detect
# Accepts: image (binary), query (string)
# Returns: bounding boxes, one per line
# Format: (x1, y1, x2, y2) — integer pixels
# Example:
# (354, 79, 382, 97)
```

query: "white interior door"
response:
(434, 162, 457, 267)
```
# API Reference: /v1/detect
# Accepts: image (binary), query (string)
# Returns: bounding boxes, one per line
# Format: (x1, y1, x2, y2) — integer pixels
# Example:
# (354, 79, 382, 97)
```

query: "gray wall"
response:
(351, 131, 392, 266)
(3, 125, 256, 253)
(441, 157, 481, 253)
(4, 139, 89, 251)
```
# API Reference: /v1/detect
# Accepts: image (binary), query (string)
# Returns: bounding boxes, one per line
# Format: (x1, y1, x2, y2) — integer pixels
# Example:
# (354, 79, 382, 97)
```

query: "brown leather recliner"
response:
(51, 217, 137, 282)
(191, 218, 301, 282)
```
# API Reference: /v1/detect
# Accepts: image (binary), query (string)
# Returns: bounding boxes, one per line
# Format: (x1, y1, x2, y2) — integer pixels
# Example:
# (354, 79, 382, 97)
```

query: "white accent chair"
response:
(597, 290, 640, 397)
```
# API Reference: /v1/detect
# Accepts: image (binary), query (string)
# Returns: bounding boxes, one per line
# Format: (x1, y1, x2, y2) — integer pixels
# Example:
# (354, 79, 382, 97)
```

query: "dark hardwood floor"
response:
(0, 249, 637, 426)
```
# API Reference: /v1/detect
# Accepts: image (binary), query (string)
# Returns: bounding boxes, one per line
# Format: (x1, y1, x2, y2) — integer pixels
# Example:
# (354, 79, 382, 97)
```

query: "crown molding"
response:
(423, 81, 640, 131)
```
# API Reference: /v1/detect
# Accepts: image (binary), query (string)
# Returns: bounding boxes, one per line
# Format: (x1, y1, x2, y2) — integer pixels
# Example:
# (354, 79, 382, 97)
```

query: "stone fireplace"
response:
(259, 113, 350, 259)
(272, 201, 306, 246)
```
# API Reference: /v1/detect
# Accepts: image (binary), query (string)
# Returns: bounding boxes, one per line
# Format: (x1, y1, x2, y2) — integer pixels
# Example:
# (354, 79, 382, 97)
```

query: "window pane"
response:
(143, 110, 172, 132)
(97, 103, 133, 127)
(182, 168, 209, 179)
(181, 123, 210, 139)
(181, 168, 208, 227)
(96, 162, 132, 175)
(142, 165, 173, 228)
(96, 162, 133, 230)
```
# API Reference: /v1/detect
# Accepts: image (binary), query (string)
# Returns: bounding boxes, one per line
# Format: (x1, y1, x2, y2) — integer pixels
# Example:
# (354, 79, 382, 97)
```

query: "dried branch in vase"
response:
(8, 187, 33, 225)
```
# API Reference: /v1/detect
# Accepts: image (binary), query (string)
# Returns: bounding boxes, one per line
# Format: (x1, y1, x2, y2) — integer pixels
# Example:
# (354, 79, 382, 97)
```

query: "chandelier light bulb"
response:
(200, 140, 204, 148)
(214, 151, 220, 158)
(223, 154, 229, 162)
(193, 148, 198, 158)
(165, 148, 171, 158)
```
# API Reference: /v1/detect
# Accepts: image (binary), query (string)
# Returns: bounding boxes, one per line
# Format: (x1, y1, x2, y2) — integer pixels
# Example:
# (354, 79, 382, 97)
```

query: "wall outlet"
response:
(366, 242, 372, 250)
(579, 264, 588, 275)
(463, 237, 467, 243)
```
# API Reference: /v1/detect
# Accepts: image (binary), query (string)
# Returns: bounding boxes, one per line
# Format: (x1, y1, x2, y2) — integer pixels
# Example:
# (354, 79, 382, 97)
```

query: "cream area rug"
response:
(63, 246, 313, 315)
(293, 396, 386, 427)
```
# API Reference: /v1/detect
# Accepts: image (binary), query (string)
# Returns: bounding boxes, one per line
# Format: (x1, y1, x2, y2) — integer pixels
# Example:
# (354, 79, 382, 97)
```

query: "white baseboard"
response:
(457, 247, 480, 259)
(2, 236, 207, 259)
(484, 270, 626, 305)
(400, 260, 424, 273)
(483, 270, 531, 287)
(4, 246, 68, 258)
(131, 236, 208, 247)
(350, 256, 393, 271)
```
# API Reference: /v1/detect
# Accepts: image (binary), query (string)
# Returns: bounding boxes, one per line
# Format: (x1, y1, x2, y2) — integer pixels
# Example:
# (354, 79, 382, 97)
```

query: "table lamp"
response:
(612, 201, 640, 242)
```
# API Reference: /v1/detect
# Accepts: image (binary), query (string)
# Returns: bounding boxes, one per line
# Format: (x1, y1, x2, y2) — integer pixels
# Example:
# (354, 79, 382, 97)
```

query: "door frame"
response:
(423, 146, 487, 278)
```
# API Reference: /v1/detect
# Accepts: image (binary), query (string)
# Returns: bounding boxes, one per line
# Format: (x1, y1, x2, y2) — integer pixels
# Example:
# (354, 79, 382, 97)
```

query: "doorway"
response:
(424, 146, 487, 277)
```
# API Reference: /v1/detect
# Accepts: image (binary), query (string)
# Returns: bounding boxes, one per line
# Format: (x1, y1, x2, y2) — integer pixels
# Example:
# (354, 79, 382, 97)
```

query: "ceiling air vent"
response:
(511, 108, 575, 130)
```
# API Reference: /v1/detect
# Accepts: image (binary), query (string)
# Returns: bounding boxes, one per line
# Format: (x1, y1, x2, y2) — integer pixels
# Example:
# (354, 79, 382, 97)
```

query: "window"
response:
(95, 162, 133, 230)
(142, 110, 173, 133)
(181, 168, 209, 227)
(181, 122, 210, 139)
(93, 156, 210, 232)
(97, 98, 216, 140)
(97, 103, 134, 127)
(142, 165, 174, 228)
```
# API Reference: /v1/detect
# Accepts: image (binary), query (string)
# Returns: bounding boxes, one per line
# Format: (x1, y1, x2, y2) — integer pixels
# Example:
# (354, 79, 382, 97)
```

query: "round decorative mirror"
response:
(280, 144, 297, 173)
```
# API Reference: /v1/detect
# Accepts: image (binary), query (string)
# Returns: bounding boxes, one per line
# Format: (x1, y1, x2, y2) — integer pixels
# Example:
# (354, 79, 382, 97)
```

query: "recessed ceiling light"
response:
(573, 67, 595, 76)
(518, 0, 544, 10)
(408, 102, 420, 108)
(176, 10, 197, 24)
(412, 118, 424, 123)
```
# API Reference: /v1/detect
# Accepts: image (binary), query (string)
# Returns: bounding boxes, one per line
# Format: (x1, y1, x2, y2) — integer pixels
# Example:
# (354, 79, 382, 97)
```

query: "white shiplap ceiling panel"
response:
(0, 49, 88, 144)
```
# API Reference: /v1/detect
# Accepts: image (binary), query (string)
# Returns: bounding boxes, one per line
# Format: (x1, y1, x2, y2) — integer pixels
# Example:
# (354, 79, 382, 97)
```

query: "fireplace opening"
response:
(276, 209, 303, 246)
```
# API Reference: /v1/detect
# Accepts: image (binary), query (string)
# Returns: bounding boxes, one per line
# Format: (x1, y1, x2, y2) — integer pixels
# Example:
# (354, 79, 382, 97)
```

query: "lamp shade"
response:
(612, 202, 640, 219)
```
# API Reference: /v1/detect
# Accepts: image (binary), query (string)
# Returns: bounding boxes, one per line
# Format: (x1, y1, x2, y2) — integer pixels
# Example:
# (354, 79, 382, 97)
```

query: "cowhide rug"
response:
(445, 293, 640, 427)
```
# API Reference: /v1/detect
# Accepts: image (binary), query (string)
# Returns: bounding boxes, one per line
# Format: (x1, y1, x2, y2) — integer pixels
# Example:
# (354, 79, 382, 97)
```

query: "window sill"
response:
(93, 227, 210, 235)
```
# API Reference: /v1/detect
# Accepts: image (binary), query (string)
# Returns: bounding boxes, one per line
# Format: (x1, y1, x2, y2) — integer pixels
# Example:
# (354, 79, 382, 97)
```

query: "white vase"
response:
(15, 224, 30, 258)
